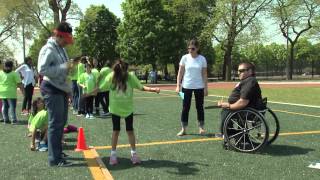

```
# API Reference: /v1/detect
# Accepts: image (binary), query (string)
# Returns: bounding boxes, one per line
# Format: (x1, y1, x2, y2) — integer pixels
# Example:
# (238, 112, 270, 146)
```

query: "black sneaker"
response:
(11, 120, 18, 125)
(3, 121, 10, 124)
(56, 160, 73, 167)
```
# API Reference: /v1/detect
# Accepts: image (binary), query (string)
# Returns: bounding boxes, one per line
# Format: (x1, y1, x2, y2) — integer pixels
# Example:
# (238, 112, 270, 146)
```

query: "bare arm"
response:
(202, 67, 208, 96)
(176, 65, 185, 93)
(218, 98, 249, 110)
(142, 86, 160, 93)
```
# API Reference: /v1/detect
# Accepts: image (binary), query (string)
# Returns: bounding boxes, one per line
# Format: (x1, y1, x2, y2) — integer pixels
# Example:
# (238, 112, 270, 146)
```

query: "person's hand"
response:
(154, 87, 160, 94)
(204, 88, 208, 96)
(217, 100, 223, 107)
(175, 85, 180, 93)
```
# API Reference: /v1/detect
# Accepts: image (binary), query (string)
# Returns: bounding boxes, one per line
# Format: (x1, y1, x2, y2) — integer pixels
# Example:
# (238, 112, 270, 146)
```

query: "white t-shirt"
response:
(15, 64, 36, 87)
(179, 54, 207, 89)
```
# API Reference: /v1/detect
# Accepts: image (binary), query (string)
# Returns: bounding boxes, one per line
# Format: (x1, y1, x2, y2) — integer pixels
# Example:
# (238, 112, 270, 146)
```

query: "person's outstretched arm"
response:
(176, 65, 185, 93)
(142, 86, 160, 93)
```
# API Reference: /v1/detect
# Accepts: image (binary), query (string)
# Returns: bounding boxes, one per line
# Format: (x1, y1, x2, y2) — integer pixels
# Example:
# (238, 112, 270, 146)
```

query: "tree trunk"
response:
(286, 44, 294, 80)
(48, 0, 60, 26)
(223, 45, 233, 81)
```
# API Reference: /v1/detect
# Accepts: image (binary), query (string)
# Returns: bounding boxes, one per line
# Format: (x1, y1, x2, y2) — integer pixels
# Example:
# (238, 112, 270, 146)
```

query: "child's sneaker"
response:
(131, 153, 141, 165)
(85, 113, 90, 119)
(39, 142, 48, 152)
(109, 154, 118, 165)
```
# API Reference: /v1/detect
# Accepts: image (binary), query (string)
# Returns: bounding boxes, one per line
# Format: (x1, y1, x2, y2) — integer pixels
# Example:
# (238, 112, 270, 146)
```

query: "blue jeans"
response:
(42, 93, 68, 165)
(2, 99, 17, 122)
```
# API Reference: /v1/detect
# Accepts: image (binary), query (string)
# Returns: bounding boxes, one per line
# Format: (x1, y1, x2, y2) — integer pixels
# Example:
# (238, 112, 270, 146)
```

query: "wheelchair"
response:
(222, 98, 280, 152)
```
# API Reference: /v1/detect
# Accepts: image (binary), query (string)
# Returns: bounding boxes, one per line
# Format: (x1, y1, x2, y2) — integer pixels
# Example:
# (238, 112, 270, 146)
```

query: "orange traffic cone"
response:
(75, 127, 89, 151)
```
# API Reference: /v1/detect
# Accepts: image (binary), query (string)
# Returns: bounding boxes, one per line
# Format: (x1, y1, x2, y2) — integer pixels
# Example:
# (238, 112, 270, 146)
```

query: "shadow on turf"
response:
(260, 144, 314, 156)
(104, 157, 204, 175)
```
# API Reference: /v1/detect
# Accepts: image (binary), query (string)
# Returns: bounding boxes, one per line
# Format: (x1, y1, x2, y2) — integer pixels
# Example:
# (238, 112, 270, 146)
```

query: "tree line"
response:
(0, 0, 319, 81)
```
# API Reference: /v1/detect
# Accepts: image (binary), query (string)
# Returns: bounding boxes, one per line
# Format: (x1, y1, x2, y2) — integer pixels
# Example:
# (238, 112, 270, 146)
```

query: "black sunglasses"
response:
(238, 68, 249, 73)
(188, 47, 196, 51)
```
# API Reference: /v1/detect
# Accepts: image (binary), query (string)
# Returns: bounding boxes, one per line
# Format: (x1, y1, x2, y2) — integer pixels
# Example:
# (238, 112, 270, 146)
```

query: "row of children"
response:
(69, 56, 112, 119)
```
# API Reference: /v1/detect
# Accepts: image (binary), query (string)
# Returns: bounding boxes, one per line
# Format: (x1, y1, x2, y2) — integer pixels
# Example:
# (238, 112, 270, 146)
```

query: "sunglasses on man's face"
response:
(238, 68, 249, 73)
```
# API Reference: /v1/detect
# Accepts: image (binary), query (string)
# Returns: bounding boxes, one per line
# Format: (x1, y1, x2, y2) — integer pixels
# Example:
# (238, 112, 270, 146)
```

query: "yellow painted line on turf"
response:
(273, 109, 320, 118)
(94, 130, 320, 150)
(279, 131, 320, 136)
(94, 137, 223, 150)
(83, 149, 114, 180)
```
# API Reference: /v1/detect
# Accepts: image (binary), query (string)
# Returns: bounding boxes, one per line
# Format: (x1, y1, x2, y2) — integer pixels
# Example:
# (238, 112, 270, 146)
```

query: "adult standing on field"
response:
(175, 39, 208, 136)
(15, 56, 37, 115)
(38, 22, 75, 167)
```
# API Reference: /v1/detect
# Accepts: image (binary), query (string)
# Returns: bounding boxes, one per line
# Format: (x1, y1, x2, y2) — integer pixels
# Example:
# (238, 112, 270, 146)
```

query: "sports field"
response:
(1, 82, 320, 180)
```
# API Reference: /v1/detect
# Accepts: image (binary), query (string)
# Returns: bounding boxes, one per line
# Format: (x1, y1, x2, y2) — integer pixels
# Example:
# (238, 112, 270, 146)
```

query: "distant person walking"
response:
(175, 39, 208, 136)
(38, 22, 75, 167)
(15, 56, 37, 115)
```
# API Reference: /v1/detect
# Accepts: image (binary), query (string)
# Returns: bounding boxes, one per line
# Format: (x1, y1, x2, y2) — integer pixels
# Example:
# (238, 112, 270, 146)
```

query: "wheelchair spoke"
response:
(248, 133, 262, 143)
(246, 123, 263, 132)
(234, 134, 244, 147)
(230, 118, 244, 129)
(228, 131, 243, 139)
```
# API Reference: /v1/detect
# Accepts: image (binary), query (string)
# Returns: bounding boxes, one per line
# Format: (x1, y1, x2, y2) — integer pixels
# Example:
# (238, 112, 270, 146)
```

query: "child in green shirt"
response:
(0, 60, 24, 124)
(99, 60, 160, 165)
(78, 62, 97, 119)
(28, 97, 48, 151)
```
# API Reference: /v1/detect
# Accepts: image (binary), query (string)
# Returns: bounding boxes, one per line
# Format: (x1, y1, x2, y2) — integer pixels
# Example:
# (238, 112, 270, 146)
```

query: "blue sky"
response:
(74, 0, 124, 19)
(13, 0, 285, 62)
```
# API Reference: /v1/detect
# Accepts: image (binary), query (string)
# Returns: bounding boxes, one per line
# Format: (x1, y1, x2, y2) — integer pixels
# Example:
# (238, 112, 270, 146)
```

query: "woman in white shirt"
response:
(175, 39, 208, 136)
(15, 57, 37, 115)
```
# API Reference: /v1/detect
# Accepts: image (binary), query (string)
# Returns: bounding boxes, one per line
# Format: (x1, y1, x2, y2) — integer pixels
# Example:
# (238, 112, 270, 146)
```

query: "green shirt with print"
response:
(77, 63, 85, 82)
(28, 110, 48, 132)
(99, 72, 143, 117)
(0, 71, 22, 98)
(99, 67, 112, 91)
(78, 72, 96, 94)
(91, 68, 100, 83)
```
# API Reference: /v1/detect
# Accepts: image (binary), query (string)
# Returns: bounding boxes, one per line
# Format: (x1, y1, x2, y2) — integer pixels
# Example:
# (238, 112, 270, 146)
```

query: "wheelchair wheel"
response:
(264, 108, 280, 145)
(223, 108, 269, 152)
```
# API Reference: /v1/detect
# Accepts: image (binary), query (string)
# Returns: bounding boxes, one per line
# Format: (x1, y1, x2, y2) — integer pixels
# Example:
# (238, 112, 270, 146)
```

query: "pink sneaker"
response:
(109, 155, 118, 165)
(131, 153, 141, 165)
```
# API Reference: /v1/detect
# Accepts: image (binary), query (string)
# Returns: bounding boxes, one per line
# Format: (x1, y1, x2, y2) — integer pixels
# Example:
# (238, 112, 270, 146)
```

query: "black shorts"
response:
(111, 113, 134, 131)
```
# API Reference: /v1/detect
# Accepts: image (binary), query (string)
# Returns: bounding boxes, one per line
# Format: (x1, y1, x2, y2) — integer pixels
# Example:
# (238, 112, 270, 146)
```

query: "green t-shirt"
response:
(77, 63, 85, 82)
(69, 63, 78, 81)
(99, 67, 112, 91)
(28, 110, 48, 132)
(78, 72, 96, 94)
(92, 68, 100, 83)
(0, 71, 21, 98)
(99, 72, 143, 117)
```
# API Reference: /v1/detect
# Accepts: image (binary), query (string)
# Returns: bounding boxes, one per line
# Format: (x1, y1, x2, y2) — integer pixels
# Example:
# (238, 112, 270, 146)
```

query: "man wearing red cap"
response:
(38, 22, 75, 167)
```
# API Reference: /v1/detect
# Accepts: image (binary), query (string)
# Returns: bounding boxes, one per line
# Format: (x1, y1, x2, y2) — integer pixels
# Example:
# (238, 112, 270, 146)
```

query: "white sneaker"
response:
(85, 114, 90, 119)
(89, 114, 95, 119)
(109, 154, 118, 165)
(72, 110, 77, 115)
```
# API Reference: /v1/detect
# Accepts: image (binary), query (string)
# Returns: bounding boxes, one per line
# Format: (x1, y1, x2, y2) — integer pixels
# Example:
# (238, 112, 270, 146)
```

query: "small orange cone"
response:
(75, 127, 89, 151)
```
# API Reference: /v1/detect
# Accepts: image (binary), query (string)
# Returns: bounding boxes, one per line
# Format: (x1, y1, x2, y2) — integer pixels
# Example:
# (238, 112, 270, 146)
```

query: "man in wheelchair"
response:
(217, 62, 265, 138)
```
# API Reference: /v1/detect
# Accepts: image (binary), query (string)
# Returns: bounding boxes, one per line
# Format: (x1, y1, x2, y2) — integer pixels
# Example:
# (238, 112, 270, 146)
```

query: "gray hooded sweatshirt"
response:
(38, 37, 71, 93)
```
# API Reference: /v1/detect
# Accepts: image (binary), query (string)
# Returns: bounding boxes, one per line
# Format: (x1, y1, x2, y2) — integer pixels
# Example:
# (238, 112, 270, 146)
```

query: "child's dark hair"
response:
(112, 59, 129, 93)
(3, 60, 14, 73)
(31, 97, 44, 116)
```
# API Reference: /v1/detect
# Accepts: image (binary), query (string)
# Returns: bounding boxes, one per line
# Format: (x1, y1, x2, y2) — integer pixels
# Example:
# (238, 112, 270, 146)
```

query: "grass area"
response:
(0, 86, 320, 179)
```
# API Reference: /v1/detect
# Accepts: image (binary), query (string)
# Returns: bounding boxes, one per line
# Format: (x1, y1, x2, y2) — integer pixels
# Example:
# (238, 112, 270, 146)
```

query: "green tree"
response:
(117, 0, 173, 71)
(163, 0, 216, 75)
(272, 0, 320, 79)
(75, 5, 119, 65)
(207, 0, 272, 80)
